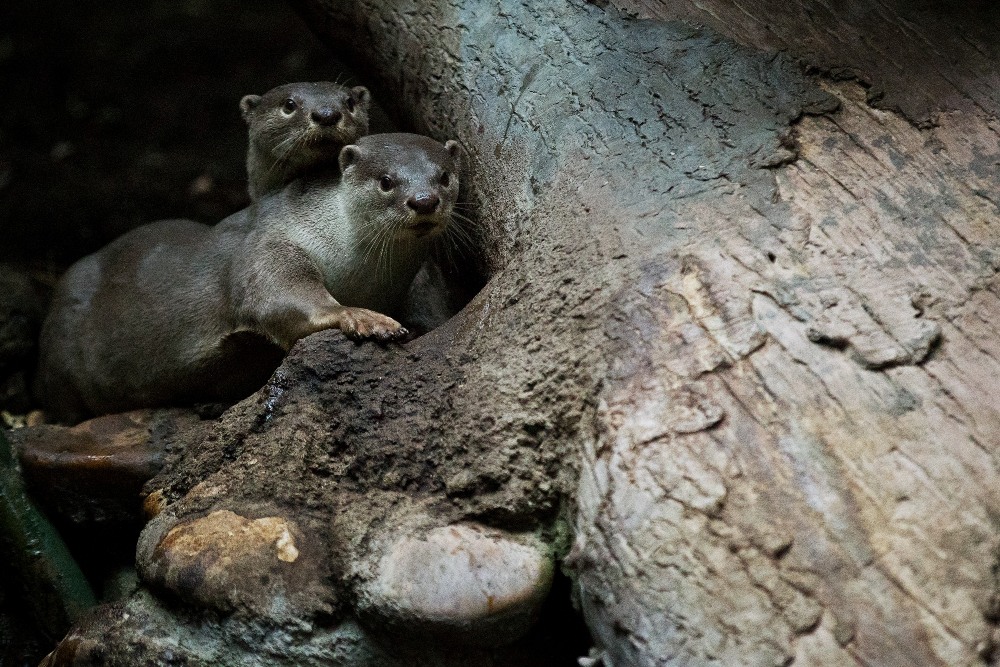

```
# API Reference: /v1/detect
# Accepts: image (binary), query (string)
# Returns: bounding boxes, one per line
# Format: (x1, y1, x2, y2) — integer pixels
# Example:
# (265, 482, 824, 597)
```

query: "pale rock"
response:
(139, 509, 332, 621)
(355, 521, 554, 645)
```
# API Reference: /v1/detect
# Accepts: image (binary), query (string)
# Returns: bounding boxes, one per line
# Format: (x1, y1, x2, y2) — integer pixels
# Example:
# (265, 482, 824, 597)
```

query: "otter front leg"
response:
(256, 290, 407, 351)
(306, 301, 409, 344)
(236, 240, 408, 349)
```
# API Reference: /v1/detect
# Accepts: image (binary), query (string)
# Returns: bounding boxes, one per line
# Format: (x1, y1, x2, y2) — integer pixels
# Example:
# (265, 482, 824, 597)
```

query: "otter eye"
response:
(440, 171, 451, 187)
(282, 98, 297, 114)
(379, 175, 395, 192)
(346, 97, 356, 113)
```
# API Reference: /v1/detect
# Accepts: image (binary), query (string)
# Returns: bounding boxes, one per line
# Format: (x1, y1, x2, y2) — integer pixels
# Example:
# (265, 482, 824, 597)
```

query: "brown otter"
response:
(36, 133, 461, 423)
(240, 81, 371, 200)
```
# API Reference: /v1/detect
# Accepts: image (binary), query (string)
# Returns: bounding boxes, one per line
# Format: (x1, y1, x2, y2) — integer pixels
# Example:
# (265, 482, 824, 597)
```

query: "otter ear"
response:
(239, 95, 261, 121)
(351, 86, 371, 107)
(444, 140, 462, 167)
(339, 145, 361, 173)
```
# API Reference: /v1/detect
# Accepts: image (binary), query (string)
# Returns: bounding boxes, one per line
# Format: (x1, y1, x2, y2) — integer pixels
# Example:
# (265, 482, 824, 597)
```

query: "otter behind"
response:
(36, 133, 461, 423)
(241, 81, 371, 200)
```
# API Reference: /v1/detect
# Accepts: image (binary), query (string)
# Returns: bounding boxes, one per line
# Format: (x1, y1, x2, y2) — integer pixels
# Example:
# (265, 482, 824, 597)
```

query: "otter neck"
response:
(336, 212, 434, 315)
(246, 141, 287, 200)
(291, 191, 435, 316)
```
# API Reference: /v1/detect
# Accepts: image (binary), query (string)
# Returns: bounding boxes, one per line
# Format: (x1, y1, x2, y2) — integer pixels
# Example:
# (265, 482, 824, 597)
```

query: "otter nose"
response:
(407, 193, 440, 215)
(310, 107, 342, 126)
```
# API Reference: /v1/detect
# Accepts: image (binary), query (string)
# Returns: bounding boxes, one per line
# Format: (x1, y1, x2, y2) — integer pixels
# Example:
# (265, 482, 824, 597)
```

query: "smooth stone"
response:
(355, 521, 554, 645)
(139, 509, 331, 621)
(11, 409, 186, 527)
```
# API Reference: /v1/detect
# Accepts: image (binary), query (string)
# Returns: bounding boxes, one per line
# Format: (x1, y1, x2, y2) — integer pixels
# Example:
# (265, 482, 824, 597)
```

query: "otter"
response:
(240, 81, 371, 200)
(36, 133, 461, 423)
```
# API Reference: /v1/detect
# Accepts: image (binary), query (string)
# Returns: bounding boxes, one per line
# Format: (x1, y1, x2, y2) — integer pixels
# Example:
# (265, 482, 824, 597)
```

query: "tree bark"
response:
(44, 0, 1000, 665)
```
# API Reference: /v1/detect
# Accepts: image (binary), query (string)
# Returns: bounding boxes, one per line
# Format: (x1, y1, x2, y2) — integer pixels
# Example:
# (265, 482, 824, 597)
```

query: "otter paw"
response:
(339, 308, 407, 342)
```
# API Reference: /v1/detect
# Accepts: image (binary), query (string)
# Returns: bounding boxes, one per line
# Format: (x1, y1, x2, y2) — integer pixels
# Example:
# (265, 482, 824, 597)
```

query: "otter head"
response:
(338, 133, 461, 240)
(240, 82, 371, 162)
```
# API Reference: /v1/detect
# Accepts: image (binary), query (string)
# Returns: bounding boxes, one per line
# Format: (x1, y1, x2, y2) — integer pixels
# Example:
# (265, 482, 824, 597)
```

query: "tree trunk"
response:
(44, 0, 1000, 665)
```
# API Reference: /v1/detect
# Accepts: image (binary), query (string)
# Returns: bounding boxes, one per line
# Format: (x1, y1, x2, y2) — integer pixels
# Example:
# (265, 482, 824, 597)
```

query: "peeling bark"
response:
(45, 0, 1000, 665)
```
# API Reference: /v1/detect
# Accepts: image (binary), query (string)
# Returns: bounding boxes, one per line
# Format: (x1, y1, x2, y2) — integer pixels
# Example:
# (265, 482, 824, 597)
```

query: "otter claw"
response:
(379, 328, 405, 343)
(374, 327, 408, 344)
(339, 308, 405, 342)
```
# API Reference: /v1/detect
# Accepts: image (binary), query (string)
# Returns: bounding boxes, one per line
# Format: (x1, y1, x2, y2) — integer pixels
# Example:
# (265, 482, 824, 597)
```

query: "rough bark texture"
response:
(47, 0, 1000, 665)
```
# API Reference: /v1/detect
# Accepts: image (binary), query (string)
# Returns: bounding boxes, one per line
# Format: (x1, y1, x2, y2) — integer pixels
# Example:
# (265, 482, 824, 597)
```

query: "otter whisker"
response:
(258, 133, 308, 192)
(378, 223, 395, 285)
(351, 217, 393, 283)
(449, 209, 478, 226)
(350, 223, 386, 278)
(444, 213, 478, 255)
(359, 224, 391, 273)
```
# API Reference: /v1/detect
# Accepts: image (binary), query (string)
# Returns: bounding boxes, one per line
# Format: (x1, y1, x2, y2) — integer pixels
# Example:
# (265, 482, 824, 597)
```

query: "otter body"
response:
(37, 134, 461, 423)
(241, 81, 371, 200)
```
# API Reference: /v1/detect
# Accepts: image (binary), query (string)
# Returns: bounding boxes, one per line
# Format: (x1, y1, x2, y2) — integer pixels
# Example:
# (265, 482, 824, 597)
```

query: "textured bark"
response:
(48, 0, 1000, 665)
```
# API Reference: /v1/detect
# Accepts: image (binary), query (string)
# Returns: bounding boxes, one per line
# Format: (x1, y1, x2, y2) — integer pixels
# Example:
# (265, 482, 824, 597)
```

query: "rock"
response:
(142, 488, 168, 519)
(354, 520, 554, 646)
(38, 589, 494, 667)
(37, 627, 100, 667)
(138, 509, 334, 621)
(40, 507, 575, 666)
(10, 409, 189, 528)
